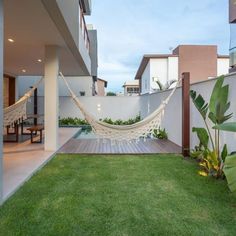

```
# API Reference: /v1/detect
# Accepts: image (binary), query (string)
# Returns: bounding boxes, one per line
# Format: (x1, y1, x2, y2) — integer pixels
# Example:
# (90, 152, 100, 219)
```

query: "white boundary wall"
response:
(141, 73, 236, 153)
(26, 96, 140, 121)
(18, 73, 236, 153)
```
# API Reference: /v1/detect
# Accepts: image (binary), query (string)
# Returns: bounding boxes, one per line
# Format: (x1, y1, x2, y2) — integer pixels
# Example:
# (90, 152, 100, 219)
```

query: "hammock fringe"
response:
(3, 77, 44, 127)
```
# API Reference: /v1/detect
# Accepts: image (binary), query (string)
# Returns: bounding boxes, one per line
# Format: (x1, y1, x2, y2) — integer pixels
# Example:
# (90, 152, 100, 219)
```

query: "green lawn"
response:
(1, 155, 236, 236)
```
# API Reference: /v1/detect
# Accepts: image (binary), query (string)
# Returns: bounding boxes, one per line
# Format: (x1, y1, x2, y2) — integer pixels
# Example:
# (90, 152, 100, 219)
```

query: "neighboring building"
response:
(95, 78, 108, 96)
(135, 45, 229, 94)
(123, 80, 140, 96)
(229, 0, 236, 71)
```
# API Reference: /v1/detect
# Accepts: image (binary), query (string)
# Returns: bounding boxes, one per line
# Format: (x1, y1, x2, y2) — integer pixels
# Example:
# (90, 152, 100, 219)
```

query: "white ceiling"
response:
(4, 0, 84, 76)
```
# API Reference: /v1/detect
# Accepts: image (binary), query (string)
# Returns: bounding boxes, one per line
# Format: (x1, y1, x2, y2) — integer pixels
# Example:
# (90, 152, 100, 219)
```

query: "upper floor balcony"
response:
(80, 0, 92, 16)
(42, 0, 93, 75)
(79, 2, 90, 54)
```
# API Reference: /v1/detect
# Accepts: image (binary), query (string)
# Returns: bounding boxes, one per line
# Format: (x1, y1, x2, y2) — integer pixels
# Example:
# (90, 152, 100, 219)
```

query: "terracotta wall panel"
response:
(176, 45, 217, 83)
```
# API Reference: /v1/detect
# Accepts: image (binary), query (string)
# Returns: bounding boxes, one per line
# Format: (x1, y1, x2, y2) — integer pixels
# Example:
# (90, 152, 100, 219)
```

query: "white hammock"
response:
(59, 72, 180, 142)
(4, 78, 43, 127)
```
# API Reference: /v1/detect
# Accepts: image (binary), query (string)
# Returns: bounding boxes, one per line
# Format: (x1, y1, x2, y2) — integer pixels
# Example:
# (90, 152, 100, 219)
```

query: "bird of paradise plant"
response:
(190, 76, 233, 178)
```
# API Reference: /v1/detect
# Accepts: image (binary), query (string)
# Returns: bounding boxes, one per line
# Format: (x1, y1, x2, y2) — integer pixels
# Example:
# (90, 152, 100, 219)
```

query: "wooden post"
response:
(34, 88, 38, 125)
(182, 72, 190, 157)
(0, 0, 3, 204)
(30, 86, 38, 125)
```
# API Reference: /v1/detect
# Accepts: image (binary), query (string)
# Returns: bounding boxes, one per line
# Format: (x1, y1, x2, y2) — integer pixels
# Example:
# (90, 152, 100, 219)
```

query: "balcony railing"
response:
(80, 4, 90, 52)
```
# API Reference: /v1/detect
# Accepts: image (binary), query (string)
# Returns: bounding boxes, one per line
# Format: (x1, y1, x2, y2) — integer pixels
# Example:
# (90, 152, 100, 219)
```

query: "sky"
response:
(86, 0, 230, 93)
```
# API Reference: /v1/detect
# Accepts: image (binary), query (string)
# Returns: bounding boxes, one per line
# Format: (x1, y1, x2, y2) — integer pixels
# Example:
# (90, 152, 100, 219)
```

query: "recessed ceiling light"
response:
(22, 69, 26, 73)
(37, 59, 42, 63)
(8, 38, 14, 43)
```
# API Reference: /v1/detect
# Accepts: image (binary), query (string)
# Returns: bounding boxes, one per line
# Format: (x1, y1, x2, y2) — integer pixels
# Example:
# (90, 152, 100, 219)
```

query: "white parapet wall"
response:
(140, 87, 182, 147)
(190, 73, 236, 153)
(141, 73, 236, 153)
(26, 96, 140, 121)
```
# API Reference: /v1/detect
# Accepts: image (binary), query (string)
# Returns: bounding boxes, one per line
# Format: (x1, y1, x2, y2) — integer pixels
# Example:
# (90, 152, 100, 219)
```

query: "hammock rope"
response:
(4, 77, 44, 127)
(59, 72, 180, 142)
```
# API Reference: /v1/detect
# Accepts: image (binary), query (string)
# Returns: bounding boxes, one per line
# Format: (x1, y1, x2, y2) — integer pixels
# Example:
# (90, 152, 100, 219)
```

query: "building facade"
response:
(123, 80, 140, 96)
(135, 45, 229, 94)
(96, 78, 108, 96)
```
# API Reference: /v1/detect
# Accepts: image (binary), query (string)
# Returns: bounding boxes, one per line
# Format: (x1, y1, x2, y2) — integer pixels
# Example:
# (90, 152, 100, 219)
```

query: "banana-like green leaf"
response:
(209, 76, 224, 114)
(213, 122, 236, 132)
(224, 154, 236, 192)
(221, 144, 228, 162)
(208, 76, 232, 124)
(192, 127, 209, 149)
(190, 90, 208, 120)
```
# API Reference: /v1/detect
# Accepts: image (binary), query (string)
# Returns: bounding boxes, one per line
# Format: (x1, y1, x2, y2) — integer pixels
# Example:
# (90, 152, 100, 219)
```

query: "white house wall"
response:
(140, 88, 182, 147)
(57, 0, 91, 73)
(142, 57, 178, 94)
(217, 58, 230, 76)
(141, 61, 150, 94)
(56, 0, 79, 49)
(150, 58, 168, 90)
(167, 57, 179, 81)
(26, 96, 140, 121)
(141, 73, 236, 153)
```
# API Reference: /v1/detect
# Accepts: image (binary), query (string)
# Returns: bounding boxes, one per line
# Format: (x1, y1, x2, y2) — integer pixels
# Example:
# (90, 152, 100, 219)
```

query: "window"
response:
(127, 87, 140, 94)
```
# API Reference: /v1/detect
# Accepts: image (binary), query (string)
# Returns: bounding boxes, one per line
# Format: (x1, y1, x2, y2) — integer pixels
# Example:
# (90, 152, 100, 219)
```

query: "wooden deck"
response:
(58, 138, 182, 154)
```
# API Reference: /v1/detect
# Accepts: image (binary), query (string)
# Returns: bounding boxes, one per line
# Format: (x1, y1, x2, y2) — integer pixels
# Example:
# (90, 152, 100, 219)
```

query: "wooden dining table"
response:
(4, 114, 43, 143)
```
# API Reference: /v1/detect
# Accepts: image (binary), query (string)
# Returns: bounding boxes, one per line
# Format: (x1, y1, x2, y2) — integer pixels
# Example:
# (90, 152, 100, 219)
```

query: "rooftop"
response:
(97, 78, 108, 87)
(135, 45, 230, 80)
(123, 80, 140, 87)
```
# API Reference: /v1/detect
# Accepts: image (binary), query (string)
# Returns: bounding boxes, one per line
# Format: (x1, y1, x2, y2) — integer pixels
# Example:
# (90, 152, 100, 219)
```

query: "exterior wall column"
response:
(44, 46, 59, 151)
(0, 0, 3, 203)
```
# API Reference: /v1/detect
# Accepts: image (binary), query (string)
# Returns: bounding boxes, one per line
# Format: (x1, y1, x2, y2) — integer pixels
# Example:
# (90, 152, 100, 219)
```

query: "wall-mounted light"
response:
(97, 104, 101, 112)
(8, 38, 14, 43)
(22, 69, 26, 73)
(37, 59, 42, 63)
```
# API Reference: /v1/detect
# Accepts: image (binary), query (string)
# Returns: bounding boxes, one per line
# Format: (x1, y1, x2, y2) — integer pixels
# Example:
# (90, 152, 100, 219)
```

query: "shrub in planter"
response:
(153, 127, 168, 140)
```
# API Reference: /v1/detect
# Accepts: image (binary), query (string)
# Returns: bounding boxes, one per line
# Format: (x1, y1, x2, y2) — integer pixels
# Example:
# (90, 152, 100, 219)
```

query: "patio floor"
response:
(3, 127, 80, 201)
(59, 138, 182, 154)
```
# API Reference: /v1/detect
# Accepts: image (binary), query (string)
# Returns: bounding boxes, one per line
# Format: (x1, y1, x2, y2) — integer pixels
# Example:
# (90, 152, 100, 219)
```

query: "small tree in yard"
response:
(106, 92, 116, 96)
(156, 79, 177, 91)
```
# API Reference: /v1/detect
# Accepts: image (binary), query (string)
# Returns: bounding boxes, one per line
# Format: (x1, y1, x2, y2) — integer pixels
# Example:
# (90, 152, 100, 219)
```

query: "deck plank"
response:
(58, 138, 182, 155)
